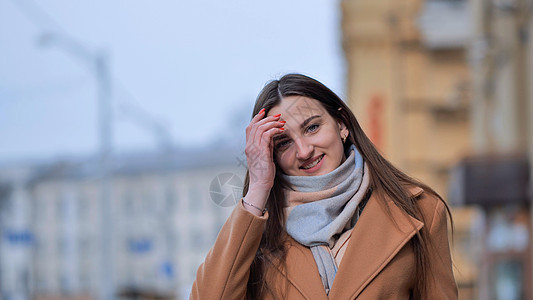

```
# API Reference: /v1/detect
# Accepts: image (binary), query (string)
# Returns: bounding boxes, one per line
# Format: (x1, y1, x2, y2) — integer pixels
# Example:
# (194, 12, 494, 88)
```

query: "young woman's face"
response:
(267, 96, 349, 176)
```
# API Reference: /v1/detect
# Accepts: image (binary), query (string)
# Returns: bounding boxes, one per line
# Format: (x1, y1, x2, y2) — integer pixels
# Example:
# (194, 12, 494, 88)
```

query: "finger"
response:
(253, 119, 285, 147)
(248, 114, 282, 143)
(246, 119, 283, 162)
(260, 126, 285, 150)
(247, 120, 284, 165)
(255, 119, 285, 139)
(246, 108, 266, 136)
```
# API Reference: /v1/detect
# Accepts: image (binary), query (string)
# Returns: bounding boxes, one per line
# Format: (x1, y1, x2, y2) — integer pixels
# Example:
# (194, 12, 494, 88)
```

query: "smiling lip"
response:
(300, 154, 325, 173)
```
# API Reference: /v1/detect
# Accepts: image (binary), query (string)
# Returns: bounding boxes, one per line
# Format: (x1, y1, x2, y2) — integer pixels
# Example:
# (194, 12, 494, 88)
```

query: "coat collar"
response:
(275, 188, 425, 299)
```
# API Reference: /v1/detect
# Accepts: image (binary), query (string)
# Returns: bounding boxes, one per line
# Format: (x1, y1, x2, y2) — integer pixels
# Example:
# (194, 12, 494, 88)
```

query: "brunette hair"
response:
(243, 73, 452, 299)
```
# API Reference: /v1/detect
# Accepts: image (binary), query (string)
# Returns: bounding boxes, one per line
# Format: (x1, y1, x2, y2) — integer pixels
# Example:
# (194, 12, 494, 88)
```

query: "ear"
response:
(337, 121, 349, 137)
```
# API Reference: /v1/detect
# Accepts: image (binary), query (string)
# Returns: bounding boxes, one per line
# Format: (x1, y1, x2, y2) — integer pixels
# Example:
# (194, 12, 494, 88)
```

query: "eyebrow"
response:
(300, 115, 321, 130)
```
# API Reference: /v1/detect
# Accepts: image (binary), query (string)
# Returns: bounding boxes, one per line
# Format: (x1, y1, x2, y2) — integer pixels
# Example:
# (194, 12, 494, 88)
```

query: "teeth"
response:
(303, 155, 323, 169)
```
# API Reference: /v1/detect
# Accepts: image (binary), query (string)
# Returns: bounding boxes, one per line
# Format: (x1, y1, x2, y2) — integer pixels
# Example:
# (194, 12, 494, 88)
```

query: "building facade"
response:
(342, 0, 533, 299)
(455, 0, 533, 298)
(341, 0, 476, 298)
(0, 147, 246, 300)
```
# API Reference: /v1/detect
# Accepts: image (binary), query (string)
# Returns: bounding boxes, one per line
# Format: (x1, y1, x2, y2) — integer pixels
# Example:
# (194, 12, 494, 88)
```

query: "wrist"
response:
(242, 198, 267, 215)
(242, 188, 269, 216)
(245, 187, 270, 203)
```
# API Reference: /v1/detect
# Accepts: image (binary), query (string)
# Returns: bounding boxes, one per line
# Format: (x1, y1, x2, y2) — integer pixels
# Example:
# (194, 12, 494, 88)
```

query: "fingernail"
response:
(259, 108, 265, 114)
(273, 114, 281, 118)
(279, 127, 285, 130)
(279, 121, 286, 124)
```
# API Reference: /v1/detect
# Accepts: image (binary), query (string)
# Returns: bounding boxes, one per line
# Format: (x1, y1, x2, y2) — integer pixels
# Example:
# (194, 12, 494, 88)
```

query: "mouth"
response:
(300, 154, 325, 170)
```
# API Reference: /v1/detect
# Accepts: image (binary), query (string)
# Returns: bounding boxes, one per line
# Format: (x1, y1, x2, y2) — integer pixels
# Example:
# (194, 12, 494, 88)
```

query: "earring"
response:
(342, 133, 347, 143)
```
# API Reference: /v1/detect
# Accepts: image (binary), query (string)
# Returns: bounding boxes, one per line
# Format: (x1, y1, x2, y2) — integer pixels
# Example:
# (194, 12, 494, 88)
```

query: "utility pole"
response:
(38, 33, 114, 300)
(96, 51, 114, 300)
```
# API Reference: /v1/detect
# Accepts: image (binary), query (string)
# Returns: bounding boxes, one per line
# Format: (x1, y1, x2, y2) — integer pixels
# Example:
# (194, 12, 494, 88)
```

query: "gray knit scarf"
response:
(281, 145, 370, 295)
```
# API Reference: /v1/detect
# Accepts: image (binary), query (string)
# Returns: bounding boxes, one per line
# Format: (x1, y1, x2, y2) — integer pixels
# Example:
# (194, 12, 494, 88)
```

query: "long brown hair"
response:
(243, 73, 453, 299)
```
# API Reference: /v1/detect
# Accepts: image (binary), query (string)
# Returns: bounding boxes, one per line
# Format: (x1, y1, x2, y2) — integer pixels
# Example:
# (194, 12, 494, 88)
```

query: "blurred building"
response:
(453, 0, 532, 299)
(341, 0, 471, 194)
(342, 0, 533, 299)
(0, 147, 245, 300)
(341, 0, 478, 299)
(0, 165, 35, 300)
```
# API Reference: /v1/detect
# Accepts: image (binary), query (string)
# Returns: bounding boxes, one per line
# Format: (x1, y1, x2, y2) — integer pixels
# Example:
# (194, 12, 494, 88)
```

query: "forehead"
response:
(267, 96, 327, 123)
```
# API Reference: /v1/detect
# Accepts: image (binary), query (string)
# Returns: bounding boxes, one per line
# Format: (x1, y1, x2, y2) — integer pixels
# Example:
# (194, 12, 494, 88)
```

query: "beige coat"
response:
(191, 187, 458, 299)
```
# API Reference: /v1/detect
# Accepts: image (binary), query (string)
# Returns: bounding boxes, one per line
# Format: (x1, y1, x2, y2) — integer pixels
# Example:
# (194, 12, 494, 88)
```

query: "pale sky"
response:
(0, 0, 345, 164)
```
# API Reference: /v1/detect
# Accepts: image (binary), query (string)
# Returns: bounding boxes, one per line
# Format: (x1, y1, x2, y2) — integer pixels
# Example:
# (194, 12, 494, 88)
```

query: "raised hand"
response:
(243, 108, 285, 215)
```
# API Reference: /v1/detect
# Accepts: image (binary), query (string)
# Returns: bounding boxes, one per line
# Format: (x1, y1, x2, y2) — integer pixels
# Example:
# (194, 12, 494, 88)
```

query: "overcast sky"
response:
(0, 0, 345, 164)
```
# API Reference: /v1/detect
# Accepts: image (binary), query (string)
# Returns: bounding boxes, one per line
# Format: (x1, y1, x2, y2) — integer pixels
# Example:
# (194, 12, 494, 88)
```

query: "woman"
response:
(191, 74, 457, 299)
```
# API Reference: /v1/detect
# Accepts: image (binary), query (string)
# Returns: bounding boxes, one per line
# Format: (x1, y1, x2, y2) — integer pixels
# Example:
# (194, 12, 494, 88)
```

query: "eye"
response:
(274, 139, 292, 151)
(306, 124, 319, 133)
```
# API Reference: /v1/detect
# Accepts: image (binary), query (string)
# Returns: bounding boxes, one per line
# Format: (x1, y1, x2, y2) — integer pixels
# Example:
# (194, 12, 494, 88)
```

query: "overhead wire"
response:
(6, 0, 175, 149)
(7, 0, 64, 32)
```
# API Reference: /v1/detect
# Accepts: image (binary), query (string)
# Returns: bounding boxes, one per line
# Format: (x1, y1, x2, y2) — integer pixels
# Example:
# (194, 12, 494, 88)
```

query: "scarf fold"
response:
(282, 144, 370, 294)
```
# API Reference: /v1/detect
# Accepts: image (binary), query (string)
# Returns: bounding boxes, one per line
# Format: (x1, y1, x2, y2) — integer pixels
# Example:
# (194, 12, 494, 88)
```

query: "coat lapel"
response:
(269, 238, 329, 300)
(270, 187, 425, 300)
(328, 191, 424, 299)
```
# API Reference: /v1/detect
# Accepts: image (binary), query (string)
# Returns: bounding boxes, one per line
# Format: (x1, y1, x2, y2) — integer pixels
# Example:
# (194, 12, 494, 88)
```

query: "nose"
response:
(294, 137, 313, 160)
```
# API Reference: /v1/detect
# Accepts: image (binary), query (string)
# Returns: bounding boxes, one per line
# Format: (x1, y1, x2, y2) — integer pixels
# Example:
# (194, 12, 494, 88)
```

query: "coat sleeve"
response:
(425, 199, 458, 300)
(190, 199, 268, 300)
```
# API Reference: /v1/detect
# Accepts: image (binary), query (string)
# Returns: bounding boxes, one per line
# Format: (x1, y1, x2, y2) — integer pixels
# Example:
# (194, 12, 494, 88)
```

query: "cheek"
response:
(275, 150, 294, 170)
(329, 134, 344, 148)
